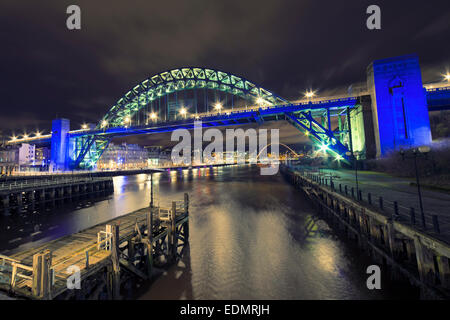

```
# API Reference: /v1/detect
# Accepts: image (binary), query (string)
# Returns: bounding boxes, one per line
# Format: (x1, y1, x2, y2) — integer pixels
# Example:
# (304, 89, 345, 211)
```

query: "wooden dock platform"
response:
(0, 193, 190, 300)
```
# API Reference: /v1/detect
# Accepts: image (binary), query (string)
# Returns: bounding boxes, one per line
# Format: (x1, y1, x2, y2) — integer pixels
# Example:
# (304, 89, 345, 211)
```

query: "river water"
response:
(0, 165, 417, 299)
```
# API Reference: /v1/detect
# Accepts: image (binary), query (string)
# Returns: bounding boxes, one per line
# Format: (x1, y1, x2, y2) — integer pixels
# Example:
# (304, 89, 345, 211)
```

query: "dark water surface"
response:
(0, 165, 416, 299)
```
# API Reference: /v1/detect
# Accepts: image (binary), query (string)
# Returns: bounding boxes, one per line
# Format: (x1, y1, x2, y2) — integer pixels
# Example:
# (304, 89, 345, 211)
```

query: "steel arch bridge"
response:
(68, 67, 360, 169)
(99, 67, 288, 129)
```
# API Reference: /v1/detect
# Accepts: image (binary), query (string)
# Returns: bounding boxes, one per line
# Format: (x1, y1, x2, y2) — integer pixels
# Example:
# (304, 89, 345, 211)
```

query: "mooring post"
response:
(146, 210, 153, 277)
(32, 253, 43, 297)
(170, 201, 177, 262)
(410, 207, 416, 225)
(393, 201, 399, 219)
(184, 193, 190, 241)
(32, 249, 52, 299)
(107, 224, 121, 300)
(432, 215, 440, 234)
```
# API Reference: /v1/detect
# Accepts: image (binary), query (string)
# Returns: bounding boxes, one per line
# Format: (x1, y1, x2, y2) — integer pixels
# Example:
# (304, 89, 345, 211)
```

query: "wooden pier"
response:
(0, 193, 190, 300)
(282, 165, 450, 299)
(0, 177, 114, 216)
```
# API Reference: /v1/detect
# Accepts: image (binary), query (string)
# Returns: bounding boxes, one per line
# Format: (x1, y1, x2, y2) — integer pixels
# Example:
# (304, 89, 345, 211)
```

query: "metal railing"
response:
(288, 166, 443, 235)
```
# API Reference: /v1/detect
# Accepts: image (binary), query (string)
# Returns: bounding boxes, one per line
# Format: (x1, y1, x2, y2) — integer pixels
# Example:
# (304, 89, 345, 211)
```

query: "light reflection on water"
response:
(0, 165, 411, 299)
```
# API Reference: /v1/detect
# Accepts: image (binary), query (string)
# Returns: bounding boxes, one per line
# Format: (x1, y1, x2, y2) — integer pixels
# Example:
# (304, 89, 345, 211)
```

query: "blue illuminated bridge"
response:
(7, 54, 450, 170)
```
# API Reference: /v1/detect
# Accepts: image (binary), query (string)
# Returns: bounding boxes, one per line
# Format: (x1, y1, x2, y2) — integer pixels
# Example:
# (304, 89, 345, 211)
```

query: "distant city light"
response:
(82, 123, 88, 129)
(150, 112, 157, 120)
(23, 133, 29, 139)
(35, 131, 41, 137)
(214, 103, 222, 111)
(445, 73, 450, 82)
(11, 136, 17, 141)
(101, 120, 108, 127)
(124, 116, 131, 123)
(179, 107, 187, 116)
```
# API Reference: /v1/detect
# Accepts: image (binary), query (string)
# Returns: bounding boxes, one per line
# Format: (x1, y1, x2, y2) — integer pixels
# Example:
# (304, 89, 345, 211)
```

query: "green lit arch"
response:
(99, 67, 289, 128)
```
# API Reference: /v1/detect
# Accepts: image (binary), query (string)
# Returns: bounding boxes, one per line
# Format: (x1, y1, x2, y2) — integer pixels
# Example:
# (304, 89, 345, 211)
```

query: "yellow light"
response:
(35, 131, 41, 137)
(11, 136, 17, 141)
(256, 97, 265, 105)
(179, 107, 187, 115)
(335, 154, 343, 161)
(82, 123, 88, 129)
(124, 116, 131, 122)
(150, 112, 157, 119)
(23, 134, 29, 139)
(305, 90, 315, 98)
(214, 103, 222, 111)
(101, 120, 108, 127)
(445, 73, 450, 81)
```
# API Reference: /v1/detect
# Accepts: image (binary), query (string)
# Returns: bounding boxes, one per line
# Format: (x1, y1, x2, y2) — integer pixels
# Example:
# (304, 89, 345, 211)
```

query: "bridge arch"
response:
(256, 142, 300, 160)
(100, 67, 289, 128)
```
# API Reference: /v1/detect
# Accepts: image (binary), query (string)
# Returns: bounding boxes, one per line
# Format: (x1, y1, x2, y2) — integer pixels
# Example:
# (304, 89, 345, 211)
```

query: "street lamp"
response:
(214, 102, 222, 113)
(81, 123, 88, 130)
(444, 73, 450, 82)
(179, 107, 187, 119)
(150, 112, 157, 121)
(256, 97, 265, 106)
(101, 120, 108, 128)
(305, 90, 315, 101)
(401, 146, 431, 229)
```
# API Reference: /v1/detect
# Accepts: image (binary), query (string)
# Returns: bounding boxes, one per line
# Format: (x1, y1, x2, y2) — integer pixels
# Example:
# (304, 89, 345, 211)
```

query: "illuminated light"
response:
(124, 116, 131, 123)
(305, 90, 315, 98)
(334, 154, 343, 161)
(81, 123, 88, 129)
(150, 112, 157, 120)
(101, 120, 108, 128)
(256, 97, 265, 105)
(214, 102, 222, 111)
(304, 131, 309, 136)
(11, 136, 17, 141)
(179, 107, 187, 116)
(445, 73, 450, 81)
(23, 134, 29, 139)
(35, 131, 41, 137)
(318, 143, 329, 153)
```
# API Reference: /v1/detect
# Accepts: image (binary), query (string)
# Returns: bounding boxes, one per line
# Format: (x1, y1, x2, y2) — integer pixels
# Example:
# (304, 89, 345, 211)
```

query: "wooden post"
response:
(41, 250, 52, 299)
(32, 253, 43, 297)
(146, 210, 153, 277)
(32, 250, 52, 299)
(184, 193, 189, 241)
(170, 201, 177, 262)
(107, 224, 120, 300)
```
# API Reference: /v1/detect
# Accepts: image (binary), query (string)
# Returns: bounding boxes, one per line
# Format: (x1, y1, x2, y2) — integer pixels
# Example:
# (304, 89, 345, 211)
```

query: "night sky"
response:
(1, 0, 449, 147)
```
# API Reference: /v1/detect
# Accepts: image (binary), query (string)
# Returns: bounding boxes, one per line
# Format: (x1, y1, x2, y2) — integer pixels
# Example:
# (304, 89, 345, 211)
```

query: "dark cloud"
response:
(1, 0, 449, 146)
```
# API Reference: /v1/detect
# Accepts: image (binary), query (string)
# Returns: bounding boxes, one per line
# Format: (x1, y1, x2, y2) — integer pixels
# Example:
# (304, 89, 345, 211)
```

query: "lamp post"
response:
(401, 146, 430, 229)
(346, 150, 360, 198)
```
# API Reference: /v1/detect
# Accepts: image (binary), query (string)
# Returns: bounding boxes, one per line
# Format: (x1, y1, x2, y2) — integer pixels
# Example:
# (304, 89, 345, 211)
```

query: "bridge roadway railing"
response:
(286, 164, 446, 241)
